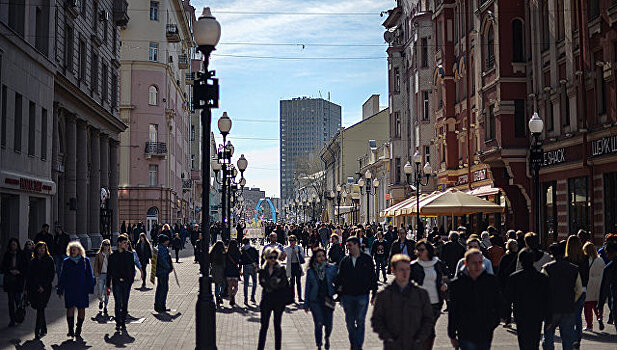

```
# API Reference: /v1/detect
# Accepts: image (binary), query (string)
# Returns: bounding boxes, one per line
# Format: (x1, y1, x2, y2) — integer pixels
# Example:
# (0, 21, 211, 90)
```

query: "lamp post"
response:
(193, 7, 220, 350)
(336, 184, 342, 224)
(311, 194, 317, 222)
(404, 150, 432, 240)
(372, 178, 380, 224)
(529, 112, 544, 243)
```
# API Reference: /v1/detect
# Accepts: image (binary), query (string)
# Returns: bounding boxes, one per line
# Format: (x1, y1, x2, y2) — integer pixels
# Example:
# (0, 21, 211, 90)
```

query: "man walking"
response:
(371, 231, 389, 283)
(448, 249, 504, 350)
(440, 231, 465, 278)
(283, 235, 305, 302)
(51, 223, 70, 281)
(371, 253, 434, 349)
(154, 234, 173, 313)
(336, 236, 378, 350)
(319, 223, 331, 249)
(106, 235, 135, 331)
(389, 228, 415, 260)
(240, 237, 259, 305)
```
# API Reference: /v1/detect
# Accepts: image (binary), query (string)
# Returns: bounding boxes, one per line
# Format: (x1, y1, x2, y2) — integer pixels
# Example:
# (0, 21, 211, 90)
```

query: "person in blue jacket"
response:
(57, 241, 94, 340)
(154, 234, 173, 313)
(304, 247, 338, 350)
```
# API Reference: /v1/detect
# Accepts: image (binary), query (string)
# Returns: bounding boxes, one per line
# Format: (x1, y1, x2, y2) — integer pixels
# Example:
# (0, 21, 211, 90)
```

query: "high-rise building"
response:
(280, 97, 341, 201)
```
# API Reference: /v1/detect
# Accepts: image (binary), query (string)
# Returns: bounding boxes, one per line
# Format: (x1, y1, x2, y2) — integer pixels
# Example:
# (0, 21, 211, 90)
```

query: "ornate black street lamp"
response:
(192, 7, 220, 350)
(404, 150, 432, 240)
(529, 112, 545, 244)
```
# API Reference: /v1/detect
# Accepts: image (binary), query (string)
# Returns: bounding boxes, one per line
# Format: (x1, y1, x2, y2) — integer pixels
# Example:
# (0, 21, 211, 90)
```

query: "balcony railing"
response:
(144, 142, 167, 155)
(166, 24, 180, 42)
(185, 72, 195, 85)
(178, 54, 189, 69)
(485, 55, 495, 70)
(112, 0, 129, 27)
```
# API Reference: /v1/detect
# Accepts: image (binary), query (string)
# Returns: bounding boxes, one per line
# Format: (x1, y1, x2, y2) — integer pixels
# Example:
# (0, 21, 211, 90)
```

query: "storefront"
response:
(0, 170, 55, 250)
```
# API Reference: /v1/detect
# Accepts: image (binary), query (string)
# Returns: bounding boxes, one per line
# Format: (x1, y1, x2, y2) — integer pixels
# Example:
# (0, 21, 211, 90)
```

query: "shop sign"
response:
(591, 135, 617, 157)
(4, 177, 52, 192)
(456, 169, 488, 186)
(542, 148, 566, 166)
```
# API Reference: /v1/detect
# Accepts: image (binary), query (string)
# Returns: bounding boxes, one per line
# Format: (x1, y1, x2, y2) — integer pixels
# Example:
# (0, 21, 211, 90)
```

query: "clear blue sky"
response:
(194, 0, 393, 197)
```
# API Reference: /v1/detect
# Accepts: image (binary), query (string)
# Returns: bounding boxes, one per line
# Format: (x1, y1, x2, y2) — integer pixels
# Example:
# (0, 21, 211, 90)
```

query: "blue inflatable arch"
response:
(255, 198, 277, 222)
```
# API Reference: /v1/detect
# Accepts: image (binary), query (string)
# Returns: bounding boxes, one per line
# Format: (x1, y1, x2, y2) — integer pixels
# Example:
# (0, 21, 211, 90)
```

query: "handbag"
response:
(14, 297, 26, 323)
(296, 247, 305, 265)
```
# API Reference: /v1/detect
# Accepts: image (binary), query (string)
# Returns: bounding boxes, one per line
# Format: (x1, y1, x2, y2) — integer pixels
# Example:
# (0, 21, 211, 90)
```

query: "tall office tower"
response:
(280, 97, 341, 201)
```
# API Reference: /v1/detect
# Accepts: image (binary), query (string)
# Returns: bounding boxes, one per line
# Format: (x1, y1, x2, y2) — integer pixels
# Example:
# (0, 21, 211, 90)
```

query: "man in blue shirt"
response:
(154, 234, 173, 313)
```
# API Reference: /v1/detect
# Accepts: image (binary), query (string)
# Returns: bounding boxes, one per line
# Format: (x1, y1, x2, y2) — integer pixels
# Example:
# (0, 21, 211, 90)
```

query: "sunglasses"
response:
(416, 248, 426, 252)
(267, 256, 277, 260)
(103, 243, 110, 246)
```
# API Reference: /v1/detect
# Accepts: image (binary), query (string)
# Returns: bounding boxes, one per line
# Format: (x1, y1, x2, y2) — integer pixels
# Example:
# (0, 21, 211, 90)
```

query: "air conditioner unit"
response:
(100, 10, 109, 21)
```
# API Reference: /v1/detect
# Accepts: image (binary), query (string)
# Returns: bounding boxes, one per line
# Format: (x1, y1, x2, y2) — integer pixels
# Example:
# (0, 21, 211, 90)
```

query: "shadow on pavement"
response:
(104, 331, 136, 347)
(50, 339, 92, 349)
(90, 312, 113, 324)
(582, 331, 617, 343)
(11, 338, 44, 350)
(152, 312, 181, 322)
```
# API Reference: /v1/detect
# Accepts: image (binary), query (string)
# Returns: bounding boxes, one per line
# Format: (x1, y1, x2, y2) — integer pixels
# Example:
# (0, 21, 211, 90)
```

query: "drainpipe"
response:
(465, 2, 472, 192)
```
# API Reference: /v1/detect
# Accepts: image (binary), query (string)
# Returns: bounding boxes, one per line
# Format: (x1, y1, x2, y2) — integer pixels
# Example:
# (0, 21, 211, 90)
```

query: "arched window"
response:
(512, 19, 524, 62)
(485, 25, 495, 70)
(148, 85, 158, 105)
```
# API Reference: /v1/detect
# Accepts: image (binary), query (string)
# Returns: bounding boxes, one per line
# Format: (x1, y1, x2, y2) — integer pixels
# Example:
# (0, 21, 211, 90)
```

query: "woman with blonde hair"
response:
(583, 241, 606, 331)
(93, 239, 111, 315)
(565, 234, 589, 347)
(57, 241, 94, 340)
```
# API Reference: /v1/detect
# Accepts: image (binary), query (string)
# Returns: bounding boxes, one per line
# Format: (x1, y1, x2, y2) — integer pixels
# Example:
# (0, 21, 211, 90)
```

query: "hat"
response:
(158, 234, 170, 243)
(457, 226, 467, 231)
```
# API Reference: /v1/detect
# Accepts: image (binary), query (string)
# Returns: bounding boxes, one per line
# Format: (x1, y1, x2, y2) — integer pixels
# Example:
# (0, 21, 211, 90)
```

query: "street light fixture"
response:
(218, 112, 232, 136)
(193, 7, 220, 349)
(529, 111, 545, 244)
(336, 184, 343, 224)
(404, 149, 432, 240)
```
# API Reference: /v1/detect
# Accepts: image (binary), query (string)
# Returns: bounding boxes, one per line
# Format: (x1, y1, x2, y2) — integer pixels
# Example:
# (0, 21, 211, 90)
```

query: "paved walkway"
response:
(0, 247, 615, 349)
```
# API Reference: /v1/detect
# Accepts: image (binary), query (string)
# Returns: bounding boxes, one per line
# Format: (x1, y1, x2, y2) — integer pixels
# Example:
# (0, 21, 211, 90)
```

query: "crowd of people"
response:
(1, 220, 617, 350)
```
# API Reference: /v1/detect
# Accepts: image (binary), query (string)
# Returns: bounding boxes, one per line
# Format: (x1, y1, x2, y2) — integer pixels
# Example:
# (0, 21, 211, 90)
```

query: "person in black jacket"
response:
(439, 231, 466, 278)
(506, 248, 551, 350)
(240, 237, 259, 305)
(52, 224, 70, 282)
(327, 234, 344, 266)
(497, 238, 519, 326)
(135, 233, 152, 289)
(598, 235, 617, 333)
(1, 237, 27, 327)
(335, 236, 378, 350)
(389, 228, 416, 261)
(448, 249, 504, 350)
(371, 231, 389, 283)
(26, 242, 55, 338)
(34, 224, 53, 254)
(172, 233, 182, 263)
(257, 247, 289, 350)
(106, 235, 135, 332)
(410, 240, 449, 322)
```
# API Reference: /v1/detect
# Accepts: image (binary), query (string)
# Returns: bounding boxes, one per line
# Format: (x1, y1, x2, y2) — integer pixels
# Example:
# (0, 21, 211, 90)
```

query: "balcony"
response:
(178, 54, 189, 69)
(185, 72, 195, 85)
(112, 0, 129, 27)
(166, 24, 180, 42)
(144, 142, 167, 158)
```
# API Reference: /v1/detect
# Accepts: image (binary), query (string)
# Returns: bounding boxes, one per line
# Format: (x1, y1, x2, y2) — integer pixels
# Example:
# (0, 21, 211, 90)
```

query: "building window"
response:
(150, 1, 159, 21)
(191, 125, 195, 141)
(111, 73, 117, 108)
(191, 155, 195, 170)
(394, 112, 401, 138)
(64, 24, 74, 71)
(588, 0, 600, 20)
(78, 40, 86, 80)
(541, 2, 550, 51)
(424, 146, 430, 164)
(8, 0, 26, 36)
(149, 124, 158, 143)
(423, 91, 430, 121)
(41, 108, 47, 160)
(568, 176, 590, 233)
(514, 99, 526, 137)
(14, 93, 22, 152)
(395, 157, 401, 184)
(101, 64, 108, 102)
(421, 37, 428, 67)
(148, 86, 158, 105)
(34, 5, 49, 55)
(393, 68, 400, 93)
(547, 100, 554, 131)
(561, 90, 570, 127)
(542, 181, 558, 242)
(596, 53, 607, 116)
(102, 12, 108, 42)
(28, 101, 35, 156)
(1, 85, 6, 147)
(435, 20, 441, 51)
(485, 105, 495, 141)
(485, 25, 495, 70)
(93, 1, 99, 31)
(149, 165, 158, 186)
(91, 51, 99, 93)
(149, 42, 158, 62)
(605, 173, 617, 235)
(556, 0, 564, 41)
(512, 19, 524, 62)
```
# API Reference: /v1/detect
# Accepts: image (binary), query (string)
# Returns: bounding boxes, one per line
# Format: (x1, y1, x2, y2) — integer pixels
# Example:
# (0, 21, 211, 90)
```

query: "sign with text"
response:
(591, 135, 617, 158)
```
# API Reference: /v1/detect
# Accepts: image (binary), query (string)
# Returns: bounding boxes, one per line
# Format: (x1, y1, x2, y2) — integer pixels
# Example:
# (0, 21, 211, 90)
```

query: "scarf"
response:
(313, 261, 326, 280)
(69, 256, 81, 263)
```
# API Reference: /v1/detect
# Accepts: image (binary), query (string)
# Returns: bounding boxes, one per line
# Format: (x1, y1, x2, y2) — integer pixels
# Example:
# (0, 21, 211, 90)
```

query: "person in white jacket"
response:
(583, 242, 606, 331)
(283, 235, 305, 303)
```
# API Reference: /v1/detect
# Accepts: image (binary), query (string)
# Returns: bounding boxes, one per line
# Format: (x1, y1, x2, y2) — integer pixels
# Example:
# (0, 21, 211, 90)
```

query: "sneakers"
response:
(583, 326, 593, 332)
(599, 319, 605, 331)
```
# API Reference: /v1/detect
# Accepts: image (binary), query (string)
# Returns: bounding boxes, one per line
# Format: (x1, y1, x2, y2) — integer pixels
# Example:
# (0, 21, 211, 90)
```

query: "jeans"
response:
(7, 291, 22, 323)
(341, 294, 369, 349)
(112, 280, 131, 326)
(309, 302, 334, 347)
(459, 339, 491, 350)
(542, 312, 576, 350)
(96, 273, 109, 307)
(574, 292, 585, 342)
(154, 274, 169, 310)
(215, 283, 224, 299)
(54, 254, 66, 282)
(257, 303, 284, 350)
(374, 256, 387, 281)
(242, 265, 257, 300)
(289, 263, 302, 300)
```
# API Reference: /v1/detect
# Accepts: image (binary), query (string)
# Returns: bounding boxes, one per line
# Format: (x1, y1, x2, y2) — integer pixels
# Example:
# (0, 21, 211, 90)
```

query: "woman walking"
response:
(1, 237, 27, 327)
(565, 234, 589, 348)
(583, 241, 606, 331)
(136, 233, 153, 289)
(498, 239, 519, 327)
(26, 242, 55, 338)
(210, 241, 226, 307)
(257, 247, 289, 350)
(93, 239, 111, 315)
(410, 239, 448, 350)
(224, 240, 241, 307)
(304, 247, 337, 350)
(172, 233, 182, 263)
(23, 239, 35, 258)
(58, 241, 95, 339)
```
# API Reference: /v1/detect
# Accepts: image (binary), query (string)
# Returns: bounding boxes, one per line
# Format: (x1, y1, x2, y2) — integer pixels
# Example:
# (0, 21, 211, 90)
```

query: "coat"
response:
(410, 257, 448, 305)
(57, 256, 95, 309)
(283, 245, 305, 279)
(506, 268, 551, 325)
(1, 250, 28, 293)
(371, 281, 435, 350)
(258, 263, 289, 308)
(586, 257, 606, 302)
(303, 263, 337, 309)
(135, 241, 152, 265)
(25, 255, 55, 309)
